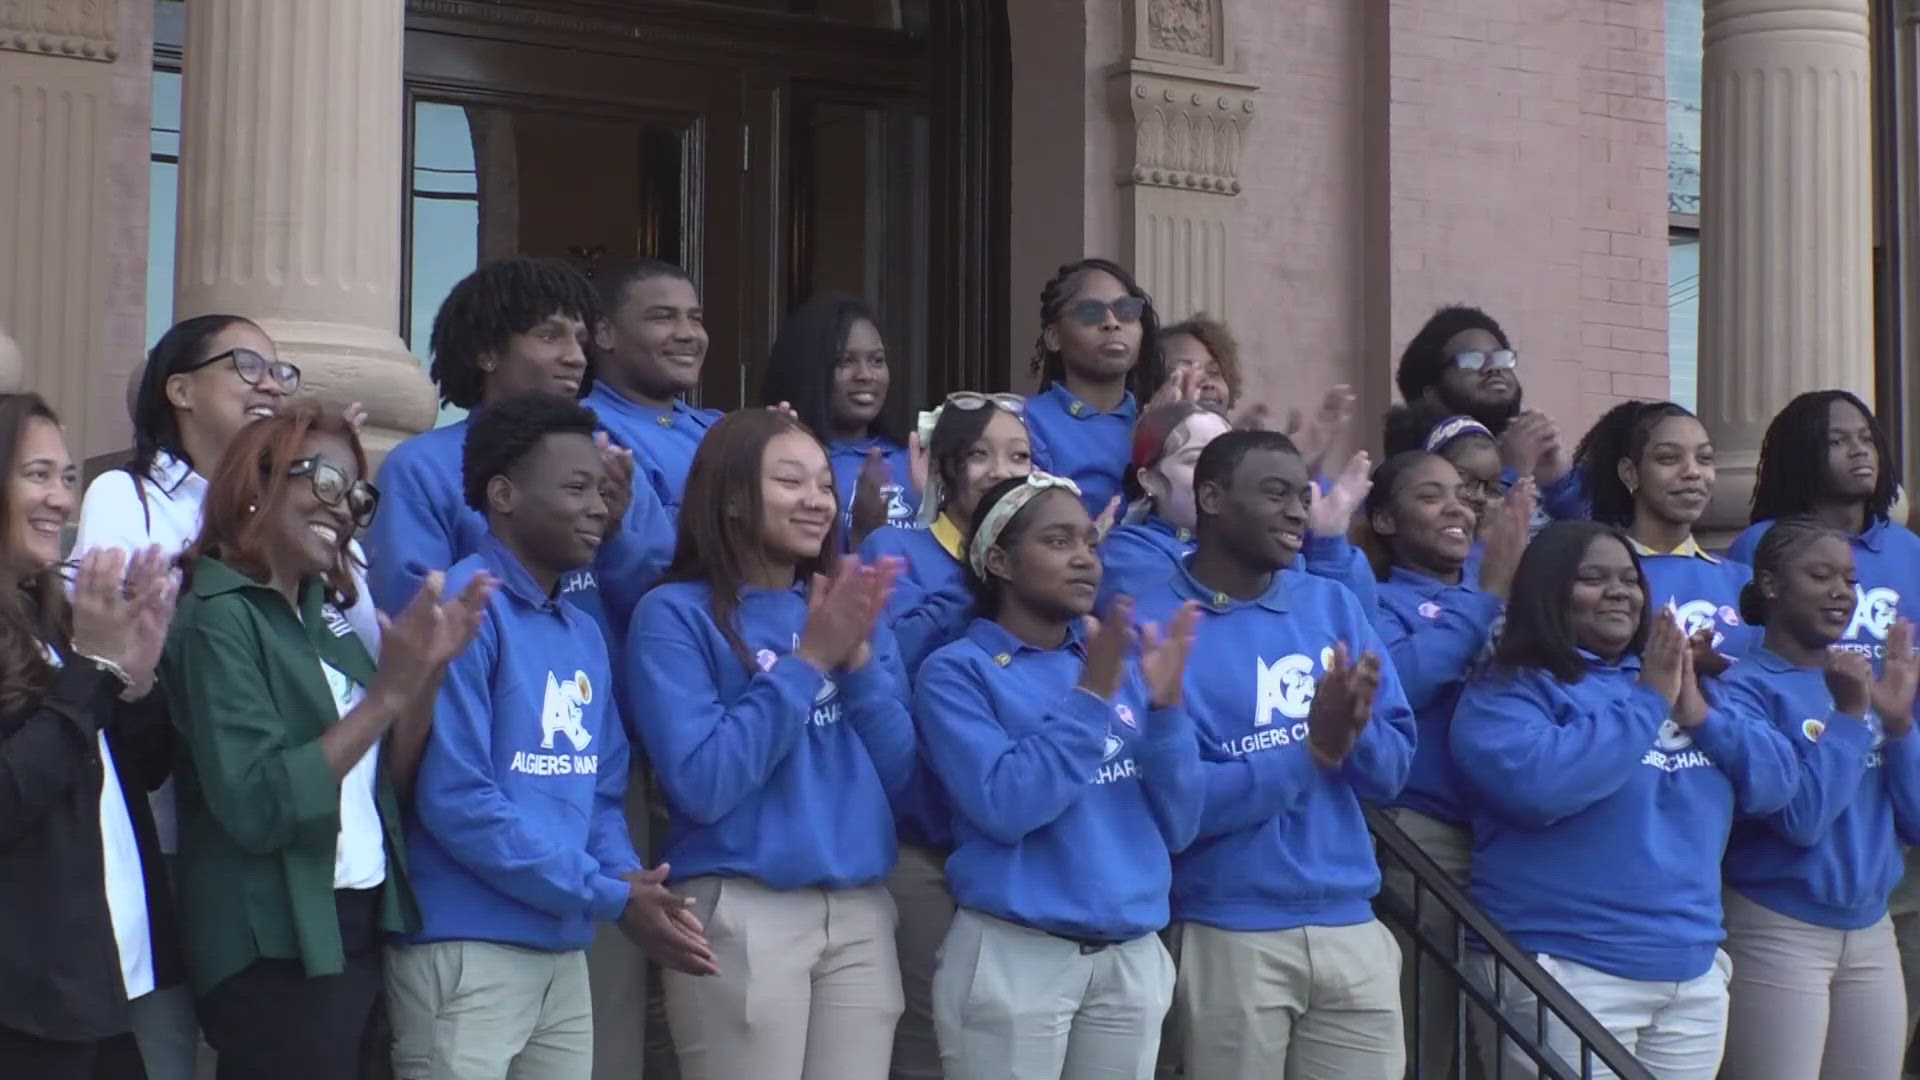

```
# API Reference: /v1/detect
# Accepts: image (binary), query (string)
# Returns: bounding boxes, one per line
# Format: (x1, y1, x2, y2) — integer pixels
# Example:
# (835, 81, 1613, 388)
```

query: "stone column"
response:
(1697, 0, 1874, 530)
(172, 0, 436, 457)
(1109, 0, 1258, 324)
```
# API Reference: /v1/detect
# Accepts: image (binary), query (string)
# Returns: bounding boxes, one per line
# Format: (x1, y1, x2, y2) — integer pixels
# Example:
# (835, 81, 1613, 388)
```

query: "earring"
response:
(480, 362, 495, 372)
(245, 502, 256, 514)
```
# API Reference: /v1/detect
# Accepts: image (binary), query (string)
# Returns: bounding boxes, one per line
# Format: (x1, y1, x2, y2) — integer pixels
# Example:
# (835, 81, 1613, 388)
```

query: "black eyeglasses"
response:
(186, 348, 302, 394)
(1065, 296, 1146, 327)
(1448, 349, 1518, 372)
(288, 458, 379, 527)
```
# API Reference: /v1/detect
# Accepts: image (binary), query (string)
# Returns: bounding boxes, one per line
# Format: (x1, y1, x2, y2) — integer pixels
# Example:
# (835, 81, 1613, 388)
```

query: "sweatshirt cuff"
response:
(1056, 687, 1119, 747)
(1820, 711, 1876, 752)
(1304, 534, 1351, 560)
(839, 657, 894, 705)
(1139, 704, 1192, 753)
(590, 873, 631, 923)
(766, 654, 829, 714)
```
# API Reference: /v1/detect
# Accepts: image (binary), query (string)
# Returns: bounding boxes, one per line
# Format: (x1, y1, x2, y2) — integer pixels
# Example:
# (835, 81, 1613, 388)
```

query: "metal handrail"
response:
(1367, 808, 1657, 1080)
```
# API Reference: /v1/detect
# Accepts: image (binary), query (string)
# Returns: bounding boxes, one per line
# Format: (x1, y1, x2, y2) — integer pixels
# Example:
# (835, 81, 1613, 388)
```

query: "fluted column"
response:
(1698, 0, 1874, 530)
(173, 0, 436, 456)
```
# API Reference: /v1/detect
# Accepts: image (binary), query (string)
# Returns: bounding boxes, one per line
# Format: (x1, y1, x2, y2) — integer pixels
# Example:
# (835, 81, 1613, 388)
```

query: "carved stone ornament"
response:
(0, 0, 119, 61)
(1122, 71, 1256, 195)
(1146, 0, 1212, 58)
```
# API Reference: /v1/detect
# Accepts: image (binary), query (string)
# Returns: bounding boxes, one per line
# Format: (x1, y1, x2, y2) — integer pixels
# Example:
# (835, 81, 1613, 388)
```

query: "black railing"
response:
(1367, 809, 1655, 1080)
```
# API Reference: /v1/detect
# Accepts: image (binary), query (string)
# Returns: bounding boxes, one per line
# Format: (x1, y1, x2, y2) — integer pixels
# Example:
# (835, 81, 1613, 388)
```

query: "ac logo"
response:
(1256, 653, 1318, 726)
(540, 671, 594, 752)
(1846, 586, 1901, 642)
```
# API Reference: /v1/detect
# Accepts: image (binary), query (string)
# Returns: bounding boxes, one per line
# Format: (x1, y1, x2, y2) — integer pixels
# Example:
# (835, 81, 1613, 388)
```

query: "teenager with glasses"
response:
(72, 314, 360, 1080)
(1025, 259, 1167, 521)
(760, 296, 919, 551)
(160, 407, 491, 1080)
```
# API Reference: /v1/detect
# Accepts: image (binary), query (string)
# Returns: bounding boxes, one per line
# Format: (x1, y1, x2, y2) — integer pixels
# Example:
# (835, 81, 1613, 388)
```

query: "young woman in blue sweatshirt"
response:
(368, 258, 675, 649)
(1577, 399, 1759, 664)
(1451, 521, 1802, 1080)
(913, 472, 1203, 1080)
(1728, 390, 1920, 672)
(855, 391, 1031, 1080)
(1126, 429, 1417, 1080)
(1023, 258, 1165, 521)
(761, 296, 919, 551)
(1714, 518, 1920, 1080)
(627, 408, 918, 1080)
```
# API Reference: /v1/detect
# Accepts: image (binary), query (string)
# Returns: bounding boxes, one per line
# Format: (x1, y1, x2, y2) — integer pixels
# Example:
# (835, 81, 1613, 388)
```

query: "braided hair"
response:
(1749, 390, 1897, 526)
(1737, 516, 1849, 627)
(1029, 258, 1165, 400)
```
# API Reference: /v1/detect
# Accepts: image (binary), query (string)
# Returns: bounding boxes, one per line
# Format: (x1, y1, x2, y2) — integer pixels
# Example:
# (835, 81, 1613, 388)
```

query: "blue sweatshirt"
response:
(1729, 517, 1920, 670)
(859, 519, 972, 682)
(1503, 467, 1589, 526)
(1451, 655, 1801, 981)
(584, 384, 719, 511)
(1099, 515, 1381, 614)
(1131, 561, 1416, 931)
(626, 579, 918, 889)
(1374, 565, 1503, 824)
(1026, 382, 1137, 519)
(1632, 537, 1759, 661)
(831, 435, 919, 550)
(1719, 649, 1920, 929)
(914, 618, 1203, 940)
(404, 535, 640, 951)
(367, 416, 675, 649)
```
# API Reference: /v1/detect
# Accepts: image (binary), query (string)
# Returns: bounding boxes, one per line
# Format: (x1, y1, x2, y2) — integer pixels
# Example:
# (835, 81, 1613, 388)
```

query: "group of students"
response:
(4, 249, 1919, 1080)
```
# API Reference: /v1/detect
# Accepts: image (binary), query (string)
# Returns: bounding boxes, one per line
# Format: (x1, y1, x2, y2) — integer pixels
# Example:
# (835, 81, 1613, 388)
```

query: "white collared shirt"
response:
(319, 659, 387, 890)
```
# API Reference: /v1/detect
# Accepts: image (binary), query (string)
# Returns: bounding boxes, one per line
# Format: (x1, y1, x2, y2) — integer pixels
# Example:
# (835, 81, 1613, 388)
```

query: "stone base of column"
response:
(251, 319, 439, 460)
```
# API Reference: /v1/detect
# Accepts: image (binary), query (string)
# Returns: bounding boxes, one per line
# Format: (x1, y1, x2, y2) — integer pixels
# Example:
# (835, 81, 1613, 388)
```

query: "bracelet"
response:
(76, 652, 134, 689)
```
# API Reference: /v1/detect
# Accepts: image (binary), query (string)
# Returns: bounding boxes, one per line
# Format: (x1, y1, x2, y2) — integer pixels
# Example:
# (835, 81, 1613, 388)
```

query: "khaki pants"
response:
(664, 876, 902, 1080)
(1721, 889, 1905, 1080)
(1173, 919, 1405, 1080)
(886, 843, 955, 1080)
(1377, 806, 1475, 1080)
(386, 940, 594, 1080)
(934, 907, 1174, 1080)
(1887, 847, 1920, 1062)
(586, 774, 651, 1080)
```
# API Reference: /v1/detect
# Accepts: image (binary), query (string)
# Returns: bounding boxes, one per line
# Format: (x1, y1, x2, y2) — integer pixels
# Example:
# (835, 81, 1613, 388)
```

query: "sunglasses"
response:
(1448, 349, 1518, 372)
(1065, 296, 1147, 327)
(945, 392, 1026, 415)
(289, 457, 379, 528)
(186, 347, 303, 394)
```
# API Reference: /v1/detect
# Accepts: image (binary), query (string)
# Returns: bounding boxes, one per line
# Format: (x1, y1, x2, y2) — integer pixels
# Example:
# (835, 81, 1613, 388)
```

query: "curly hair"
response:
(462, 392, 602, 514)
(1394, 304, 1510, 404)
(1159, 314, 1243, 407)
(429, 258, 600, 409)
(1573, 399, 1697, 529)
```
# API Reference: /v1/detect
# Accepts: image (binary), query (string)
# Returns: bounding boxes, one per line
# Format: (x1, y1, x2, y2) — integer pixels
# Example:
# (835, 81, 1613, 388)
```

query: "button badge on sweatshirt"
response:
(1115, 703, 1137, 730)
(1418, 601, 1442, 620)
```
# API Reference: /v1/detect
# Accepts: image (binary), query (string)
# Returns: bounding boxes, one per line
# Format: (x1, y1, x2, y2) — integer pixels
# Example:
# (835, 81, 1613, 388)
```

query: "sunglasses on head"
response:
(185, 347, 303, 394)
(1065, 296, 1146, 328)
(1448, 349, 1518, 372)
(288, 457, 379, 528)
(944, 392, 1026, 415)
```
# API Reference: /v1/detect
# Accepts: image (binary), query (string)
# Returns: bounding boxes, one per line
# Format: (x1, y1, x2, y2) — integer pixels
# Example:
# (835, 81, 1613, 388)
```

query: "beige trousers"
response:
(933, 907, 1175, 1080)
(886, 843, 955, 1080)
(1172, 919, 1405, 1080)
(386, 940, 593, 1080)
(663, 876, 902, 1080)
(1721, 889, 1906, 1080)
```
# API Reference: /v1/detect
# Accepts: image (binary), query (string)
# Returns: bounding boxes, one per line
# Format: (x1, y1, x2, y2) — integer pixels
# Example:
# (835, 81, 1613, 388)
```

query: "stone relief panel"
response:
(0, 0, 119, 61)
(1146, 0, 1212, 58)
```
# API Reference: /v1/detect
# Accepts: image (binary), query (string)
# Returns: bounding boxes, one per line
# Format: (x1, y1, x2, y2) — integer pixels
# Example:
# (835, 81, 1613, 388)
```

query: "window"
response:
(1665, 0, 1702, 411)
(146, 68, 180, 352)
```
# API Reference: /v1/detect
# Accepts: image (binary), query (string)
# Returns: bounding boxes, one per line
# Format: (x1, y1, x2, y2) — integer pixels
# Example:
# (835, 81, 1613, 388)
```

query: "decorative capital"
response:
(1134, 0, 1227, 69)
(1114, 65, 1258, 195)
(0, 0, 120, 62)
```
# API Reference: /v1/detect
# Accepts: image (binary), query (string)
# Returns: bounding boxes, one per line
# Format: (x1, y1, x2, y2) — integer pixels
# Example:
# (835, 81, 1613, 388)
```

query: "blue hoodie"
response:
(1026, 382, 1137, 519)
(1451, 655, 1801, 981)
(1719, 648, 1920, 930)
(626, 579, 918, 889)
(1729, 517, 1920, 671)
(831, 436, 919, 550)
(914, 619, 1203, 940)
(1631, 537, 1759, 661)
(859, 518, 972, 681)
(1100, 515, 1381, 614)
(367, 417, 675, 650)
(1374, 565, 1503, 825)
(404, 535, 640, 952)
(1131, 561, 1416, 932)
(583, 383, 719, 511)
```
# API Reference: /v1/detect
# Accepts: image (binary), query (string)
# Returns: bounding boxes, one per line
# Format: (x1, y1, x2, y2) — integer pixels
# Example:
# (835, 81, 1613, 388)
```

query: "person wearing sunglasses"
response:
(160, 406, 492, 1080)
(1393, 305, 1586, 523)
(1025, 258, 1167, 521)
(71, 314, 361, 1080)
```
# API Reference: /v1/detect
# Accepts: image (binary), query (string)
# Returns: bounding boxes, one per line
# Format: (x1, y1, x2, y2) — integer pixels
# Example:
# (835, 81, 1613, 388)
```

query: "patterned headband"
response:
(968, 471, 1083, 579)
(1424, 415, 1494, 453)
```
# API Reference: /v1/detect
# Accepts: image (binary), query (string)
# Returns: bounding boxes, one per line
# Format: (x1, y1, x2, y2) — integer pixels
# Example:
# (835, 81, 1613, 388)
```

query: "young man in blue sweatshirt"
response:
(386, 394, 715, 1080)
(585, 258, 721, 512)
(368, 257, 675, 653)
(1128, 429, 1417, 1080)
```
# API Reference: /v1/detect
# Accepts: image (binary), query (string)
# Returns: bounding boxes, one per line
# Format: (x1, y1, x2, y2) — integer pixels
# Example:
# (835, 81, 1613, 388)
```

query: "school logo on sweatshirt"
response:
(1643, 712, 1714, 772)
(560, 569, 597, 595)
(1092, 723, 1137, 785)
(321, 604, 355, 639)
(1256, 653, 1318, 726)
(1843, 586, 1901, 650)
(539, 671, 594, 752)
(1671, 599, 1728, 649)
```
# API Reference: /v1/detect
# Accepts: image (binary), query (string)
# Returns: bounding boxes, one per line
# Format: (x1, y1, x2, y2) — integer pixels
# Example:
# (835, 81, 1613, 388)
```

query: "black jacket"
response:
(0, 651, 185, 1042)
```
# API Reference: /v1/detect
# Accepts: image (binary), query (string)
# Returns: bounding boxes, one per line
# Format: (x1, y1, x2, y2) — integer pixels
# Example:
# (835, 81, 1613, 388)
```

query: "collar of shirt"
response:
(1144, 515, 1192, 546)
(1043, 381, 1137, 423)
(478, 532, 571, 613)
(1386, 563, 1475, 595)
(145, 450, 206, 500)
(931, 514, 966, 561)
(588, 384, 714, 430)
(1858, 517, 1892, 553)
(1172, 554, 1290, 614)
(964, 615, 1086, 666)
(1628, 535, 1719, 563)
(185, 555, 377, 686)
(1575, 648, 1644, 676)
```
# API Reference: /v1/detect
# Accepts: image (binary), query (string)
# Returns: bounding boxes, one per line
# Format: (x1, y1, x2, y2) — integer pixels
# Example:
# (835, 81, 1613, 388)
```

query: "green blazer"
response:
(159, 556, 417, 995)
